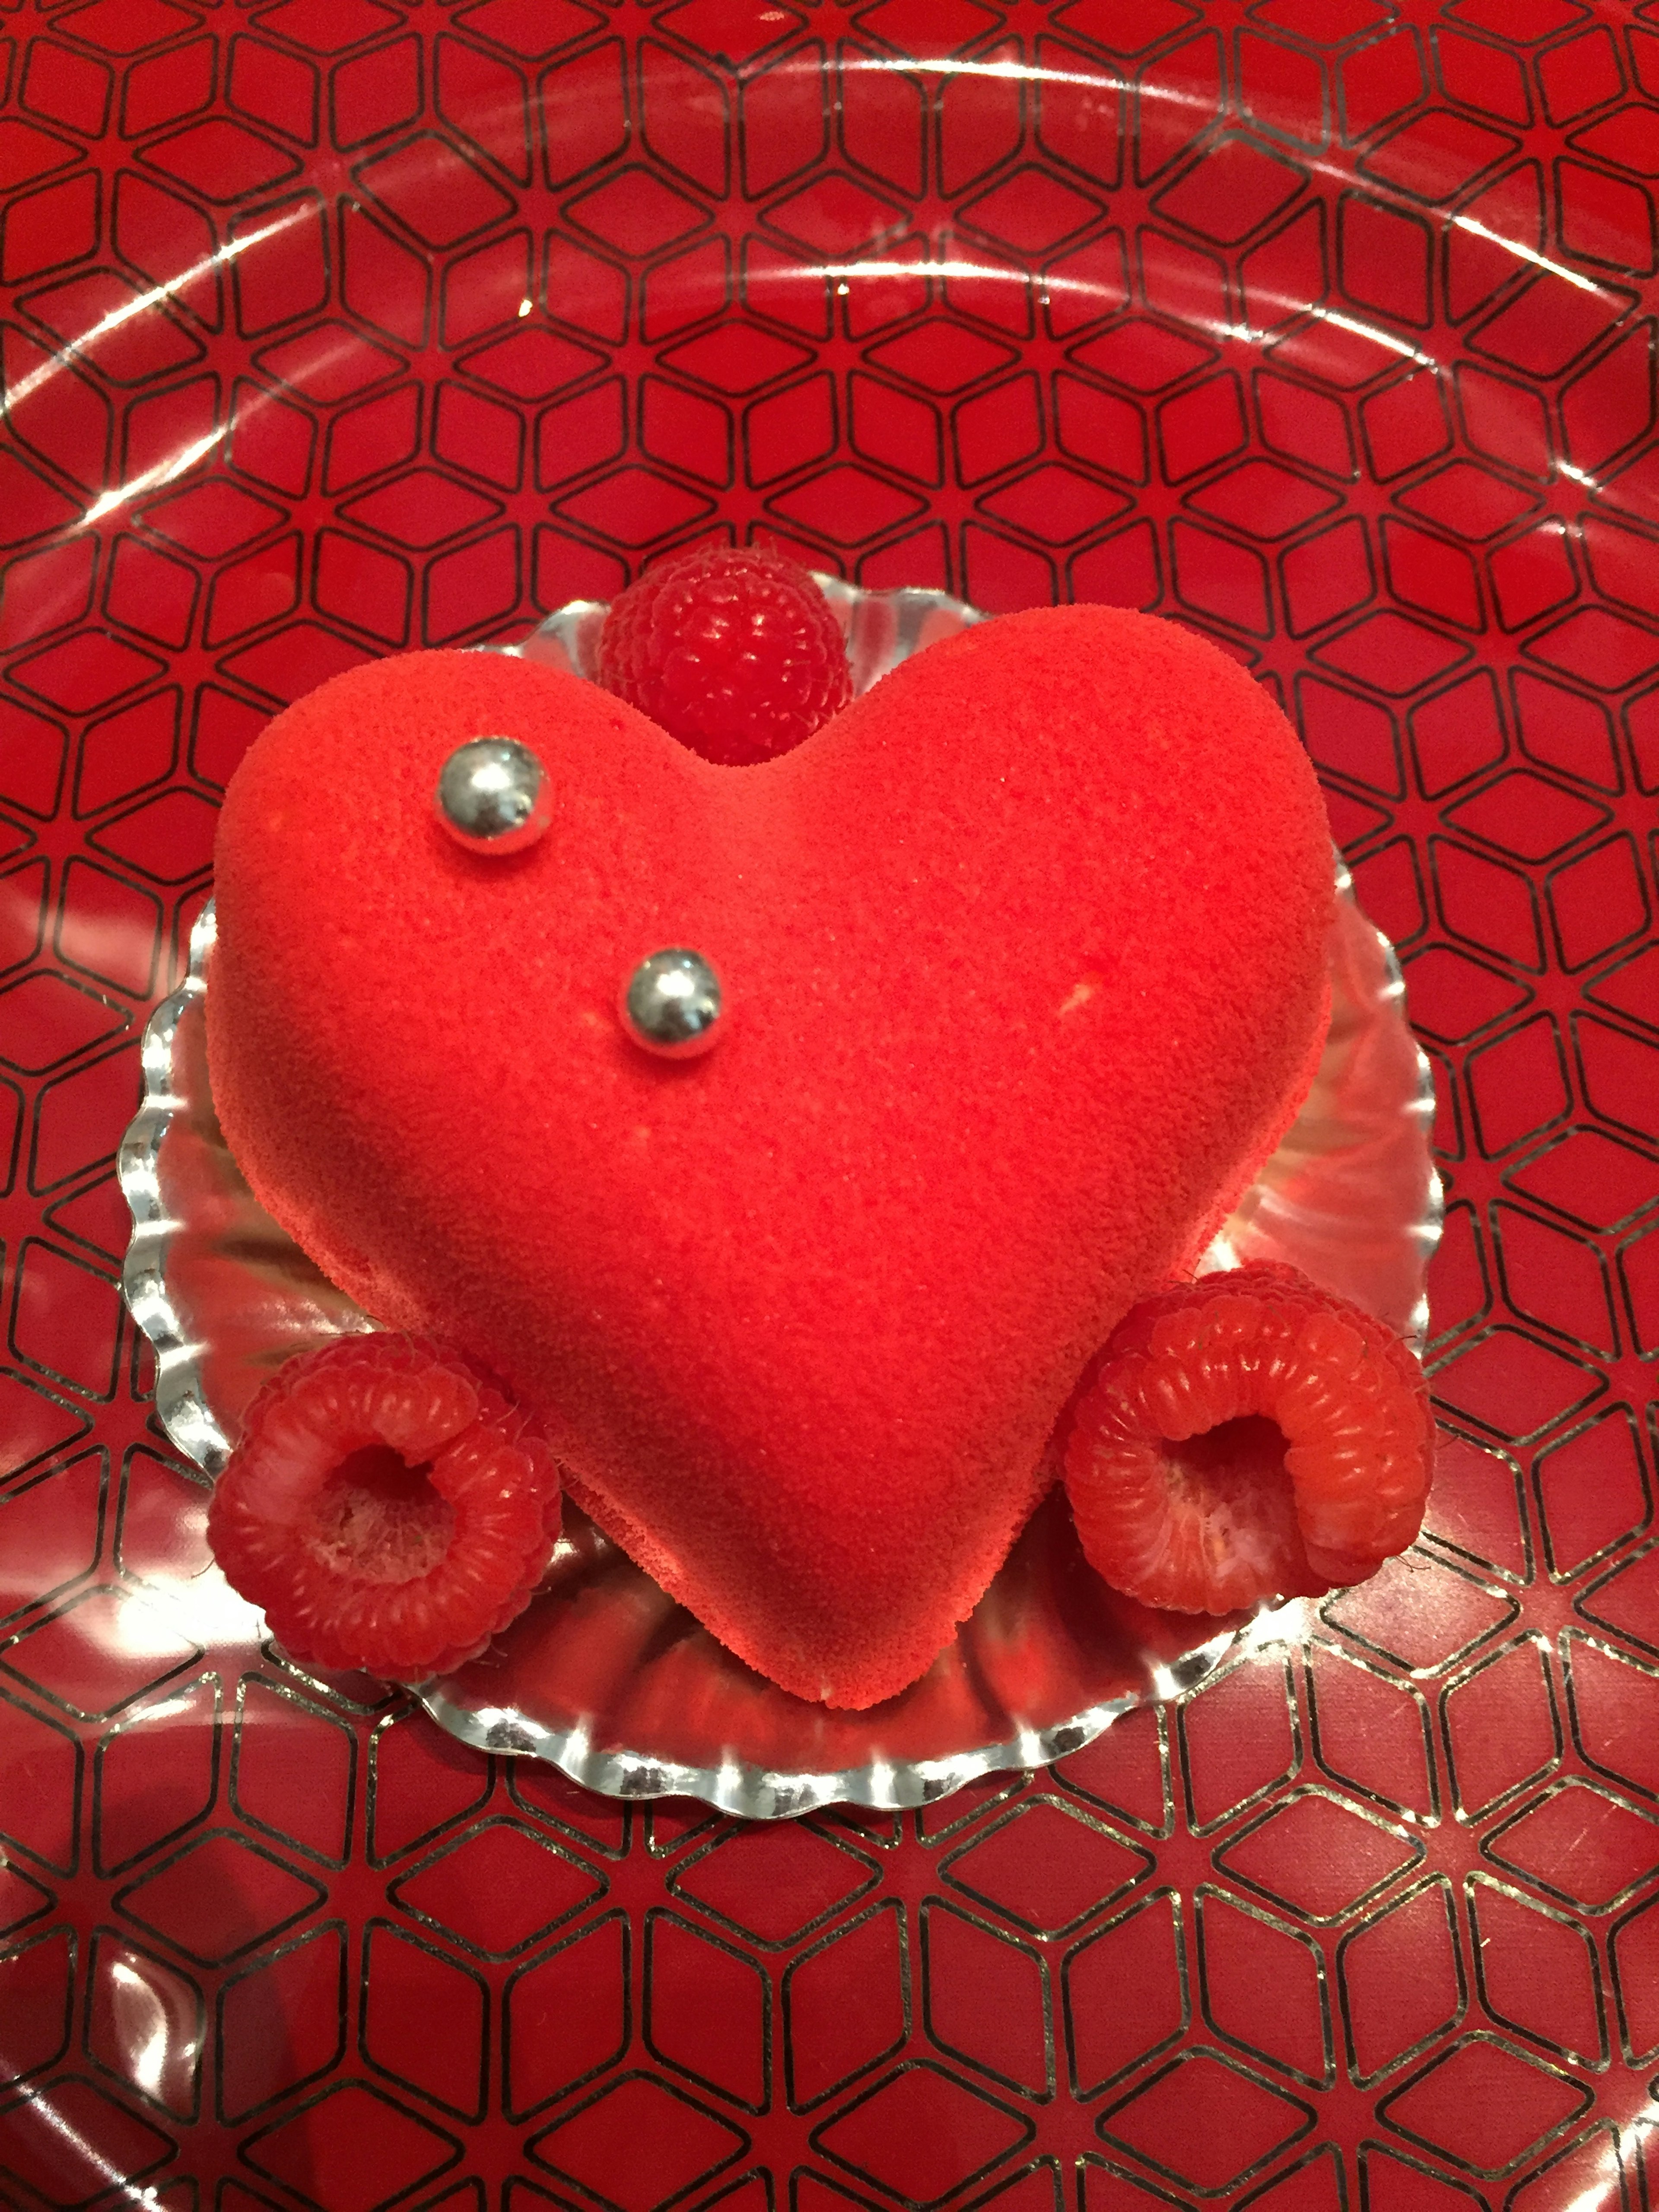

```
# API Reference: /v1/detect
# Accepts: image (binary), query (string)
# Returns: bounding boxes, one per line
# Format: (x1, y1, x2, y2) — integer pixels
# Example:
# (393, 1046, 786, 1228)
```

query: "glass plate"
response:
(7, 3, 1655, 2195)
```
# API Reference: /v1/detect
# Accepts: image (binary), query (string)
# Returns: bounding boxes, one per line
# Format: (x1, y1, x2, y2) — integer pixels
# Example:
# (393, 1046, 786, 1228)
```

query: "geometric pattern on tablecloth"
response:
(2, 0, 1658, 2202)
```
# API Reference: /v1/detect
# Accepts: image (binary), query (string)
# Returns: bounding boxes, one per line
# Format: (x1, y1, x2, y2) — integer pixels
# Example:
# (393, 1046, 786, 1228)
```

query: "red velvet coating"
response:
(207, 606, 1333, 1706)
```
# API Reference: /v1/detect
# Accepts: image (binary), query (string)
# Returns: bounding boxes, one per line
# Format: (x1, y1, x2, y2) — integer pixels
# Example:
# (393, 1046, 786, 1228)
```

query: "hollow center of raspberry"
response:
(1170, 1414, 1286, 1494)
(1160, 1415, 1309, 1567)
(313, 1446, 455, 1583)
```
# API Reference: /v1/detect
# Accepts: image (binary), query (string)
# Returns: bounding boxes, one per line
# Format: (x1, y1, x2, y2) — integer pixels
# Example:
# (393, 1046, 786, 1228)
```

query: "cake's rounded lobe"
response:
(207, 607, 1334, 1708)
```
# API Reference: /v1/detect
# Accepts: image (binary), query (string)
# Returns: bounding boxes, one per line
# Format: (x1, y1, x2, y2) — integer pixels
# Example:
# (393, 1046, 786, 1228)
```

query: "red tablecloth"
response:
(3, 2, 1658, 2205)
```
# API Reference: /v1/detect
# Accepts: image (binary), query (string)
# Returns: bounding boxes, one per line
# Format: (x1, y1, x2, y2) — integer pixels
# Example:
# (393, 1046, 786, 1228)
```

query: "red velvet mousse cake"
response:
(205, 605, 1336, 1707)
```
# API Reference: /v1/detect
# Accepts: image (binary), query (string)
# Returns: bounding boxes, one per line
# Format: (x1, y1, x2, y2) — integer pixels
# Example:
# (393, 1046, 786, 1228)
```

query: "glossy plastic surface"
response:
(3, 0, 1659, 2203)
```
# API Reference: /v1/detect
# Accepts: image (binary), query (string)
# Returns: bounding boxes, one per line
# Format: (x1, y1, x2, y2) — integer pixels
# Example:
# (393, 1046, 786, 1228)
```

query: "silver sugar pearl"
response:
(435, 737, 550, 855)
(622, 948, 722, 1058)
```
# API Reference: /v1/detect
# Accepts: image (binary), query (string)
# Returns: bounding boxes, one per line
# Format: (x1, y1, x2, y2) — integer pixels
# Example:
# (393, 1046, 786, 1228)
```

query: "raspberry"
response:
(595, 542, 853, 765)
(1063, 1264, 1433, 1616)
(207, 1335, 561, 1682)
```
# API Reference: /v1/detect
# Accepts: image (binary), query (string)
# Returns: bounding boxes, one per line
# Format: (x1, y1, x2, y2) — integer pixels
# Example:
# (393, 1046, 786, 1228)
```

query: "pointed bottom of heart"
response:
(420, 1487, 1243, 1809)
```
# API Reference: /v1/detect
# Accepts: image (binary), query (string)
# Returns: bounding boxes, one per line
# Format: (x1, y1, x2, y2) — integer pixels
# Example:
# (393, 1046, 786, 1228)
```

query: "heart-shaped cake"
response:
(207, 605, 1333, 1707)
